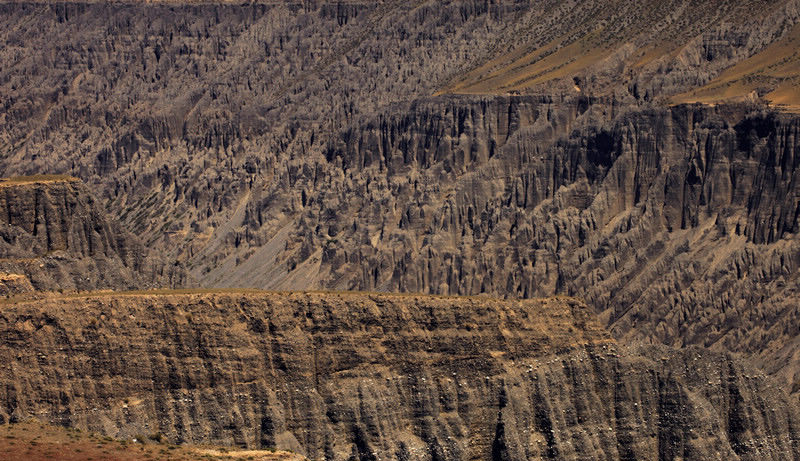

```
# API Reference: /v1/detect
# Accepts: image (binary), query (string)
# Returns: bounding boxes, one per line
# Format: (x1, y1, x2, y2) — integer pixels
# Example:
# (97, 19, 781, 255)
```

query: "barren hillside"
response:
(0, 175, 186, 291)
(2, 3, 800, 458)
(0, 419, 305, 461)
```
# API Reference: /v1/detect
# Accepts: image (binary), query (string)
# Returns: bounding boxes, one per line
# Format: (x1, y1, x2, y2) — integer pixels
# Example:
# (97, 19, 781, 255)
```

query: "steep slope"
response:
(0, 292, 800, 460)
(3, 0, 800, 399)
(0, 175, 186, 291)
(0, 291, 798, 461)
(672, 21, 800, 112)
(0, 0, 522, 261)
(288, 98, 800, 394)
(1, 0, 800, 273)
(443, 0, 800, 109)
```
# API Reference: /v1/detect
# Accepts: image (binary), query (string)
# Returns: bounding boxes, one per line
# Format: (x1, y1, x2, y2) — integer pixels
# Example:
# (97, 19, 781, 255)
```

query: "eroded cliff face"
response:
(1, 0, 799, 266)
(229, 98, 800, 395)
(0, 292, 797, 461)
(0, 176, 186, 291)
(3, 1, 800, 394)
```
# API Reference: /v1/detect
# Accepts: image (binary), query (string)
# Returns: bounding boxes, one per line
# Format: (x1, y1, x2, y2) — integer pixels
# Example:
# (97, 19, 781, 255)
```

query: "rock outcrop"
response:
(3, 2, 800, 460)
(0, 175, 186, 291)
(0, 273, 34, 296)
(234, 97, 800, 396)
(1, 0, 800, 422)
(0, 291, 798, 460)
(1, 0, 799, 269)
(3, 0, 800, 393)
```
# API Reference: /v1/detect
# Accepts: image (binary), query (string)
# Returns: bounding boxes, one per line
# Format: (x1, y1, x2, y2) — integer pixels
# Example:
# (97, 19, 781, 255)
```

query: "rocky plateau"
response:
(1, 291, 798, 460)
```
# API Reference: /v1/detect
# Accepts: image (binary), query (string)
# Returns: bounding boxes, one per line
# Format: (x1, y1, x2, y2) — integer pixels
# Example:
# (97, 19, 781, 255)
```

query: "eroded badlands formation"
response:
(2, 1, 800, 460)
(0, 291, 797, 460)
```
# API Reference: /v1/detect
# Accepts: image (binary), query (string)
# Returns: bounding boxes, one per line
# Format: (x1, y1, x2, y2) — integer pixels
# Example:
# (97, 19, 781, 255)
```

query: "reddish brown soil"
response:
(0, 421, 303, 461)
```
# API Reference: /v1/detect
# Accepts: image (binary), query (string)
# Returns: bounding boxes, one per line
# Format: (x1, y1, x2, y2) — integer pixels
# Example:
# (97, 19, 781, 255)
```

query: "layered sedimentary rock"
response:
(0, 273, 34, 296)
(0, 176, 186, 291)
(2, 0, 800, 408)
(0, 291, 798, 460)
(284, 98, 800, 394)
(3, 3, 800, 388)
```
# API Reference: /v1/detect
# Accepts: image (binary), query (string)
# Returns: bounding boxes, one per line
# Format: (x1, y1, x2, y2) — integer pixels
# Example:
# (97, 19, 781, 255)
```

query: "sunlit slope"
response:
(442, 0, 798, 105)
(672, 22, 800, 111)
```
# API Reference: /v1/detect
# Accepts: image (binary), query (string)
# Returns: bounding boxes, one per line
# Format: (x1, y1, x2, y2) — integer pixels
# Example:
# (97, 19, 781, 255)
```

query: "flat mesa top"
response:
(0, 175, 79, 188)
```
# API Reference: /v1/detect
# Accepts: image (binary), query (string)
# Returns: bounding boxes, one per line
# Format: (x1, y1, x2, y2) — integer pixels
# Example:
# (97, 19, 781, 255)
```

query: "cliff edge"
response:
(0, 175, 187, 291)
(0, 291, 796, 460)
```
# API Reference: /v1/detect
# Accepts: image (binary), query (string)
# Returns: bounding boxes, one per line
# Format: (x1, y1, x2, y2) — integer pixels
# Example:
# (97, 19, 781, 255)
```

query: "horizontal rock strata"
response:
(0, 291, 797, 460)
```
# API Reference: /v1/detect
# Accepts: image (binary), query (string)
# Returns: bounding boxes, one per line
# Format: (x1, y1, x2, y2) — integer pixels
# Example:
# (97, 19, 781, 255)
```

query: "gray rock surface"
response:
(305, 98, 800, 394)
(0, 0, 798, 267)
(1, 0, 800, 436)
(0, 176, 186, 291)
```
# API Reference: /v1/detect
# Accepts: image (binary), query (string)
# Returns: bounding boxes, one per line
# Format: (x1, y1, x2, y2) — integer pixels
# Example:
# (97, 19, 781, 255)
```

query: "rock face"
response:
(0, 273, 34, 296)
(1, 0, 799, 271)
(3, 2, 800, 452)
(230, 96, 800, 394)
(0, 176, 186, 291)
(0, 291, 798, 461)
(1, 0, 800, 341)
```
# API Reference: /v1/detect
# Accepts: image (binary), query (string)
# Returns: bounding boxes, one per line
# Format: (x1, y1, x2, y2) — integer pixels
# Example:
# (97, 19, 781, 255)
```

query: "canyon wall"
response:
(2, 4, 800, 389)
(234, 97, 800, 393)
(1, 0, 798, 269)
(0, 291, 797, 461)
(0, 176, 186, 291)
(2, 2, 800, 459)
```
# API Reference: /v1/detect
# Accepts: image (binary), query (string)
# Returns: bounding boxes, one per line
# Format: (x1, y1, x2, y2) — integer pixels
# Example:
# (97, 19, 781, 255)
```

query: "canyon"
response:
(2, 0, 800, 459)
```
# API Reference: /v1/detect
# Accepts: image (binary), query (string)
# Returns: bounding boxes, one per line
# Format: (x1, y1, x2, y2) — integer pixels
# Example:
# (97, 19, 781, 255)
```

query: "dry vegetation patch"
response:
(0, 420, 305, 461)
(0, 175, 78, 187)
(672, 22, 800, 112)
